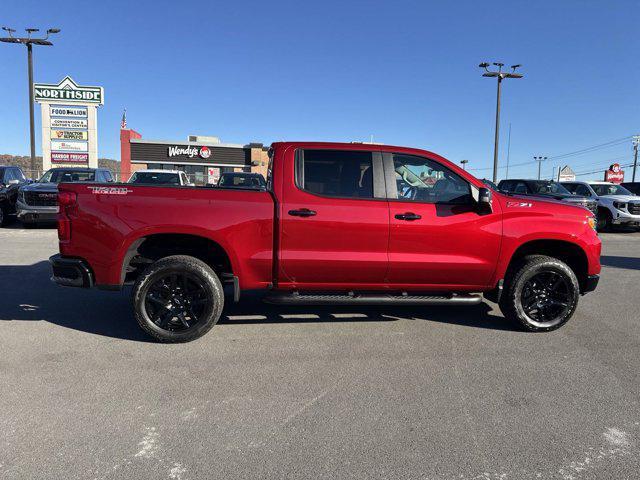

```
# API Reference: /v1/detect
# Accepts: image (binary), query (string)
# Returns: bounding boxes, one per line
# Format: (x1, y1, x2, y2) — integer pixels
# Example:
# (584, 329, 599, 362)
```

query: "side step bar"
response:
(264, 292, 482, 306)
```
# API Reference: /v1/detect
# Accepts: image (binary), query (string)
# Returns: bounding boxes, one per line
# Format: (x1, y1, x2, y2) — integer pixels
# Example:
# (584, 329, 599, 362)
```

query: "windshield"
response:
(39, 170, 95, 183)
(129, 172, 180, 185)
(219, 174, 266, 188)
(592, 184, 633, 196)
(529, 181, 571, 195)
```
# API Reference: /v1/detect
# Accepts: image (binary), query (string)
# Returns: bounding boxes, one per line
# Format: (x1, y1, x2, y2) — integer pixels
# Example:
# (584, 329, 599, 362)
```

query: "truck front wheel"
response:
(132, 255, 224, 342)
(499, 255, 579, 332)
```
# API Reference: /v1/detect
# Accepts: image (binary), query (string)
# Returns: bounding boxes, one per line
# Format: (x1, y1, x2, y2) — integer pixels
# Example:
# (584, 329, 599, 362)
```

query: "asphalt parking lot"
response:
(1, 226, 639, 480)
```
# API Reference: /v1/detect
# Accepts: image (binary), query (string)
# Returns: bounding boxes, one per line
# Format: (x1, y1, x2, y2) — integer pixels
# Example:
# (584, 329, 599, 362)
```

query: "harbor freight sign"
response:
(34, 76, 104, 105)
(35, 76, 104, 170)
(51, 152, 89, 163)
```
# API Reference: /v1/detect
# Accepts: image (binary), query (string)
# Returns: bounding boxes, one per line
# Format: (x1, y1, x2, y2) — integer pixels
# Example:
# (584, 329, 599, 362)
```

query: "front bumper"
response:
(582, 274, 600, 294)
(49, 254, 94, 288)
(16, 201, 58, 224)
(611, 212, 640, 226)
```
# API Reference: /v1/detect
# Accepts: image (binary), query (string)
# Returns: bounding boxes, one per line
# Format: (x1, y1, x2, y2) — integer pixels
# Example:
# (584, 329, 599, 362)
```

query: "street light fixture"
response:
(460, 159, 469, 170)
(1, 26, 60, 172)
(479, 62, 524, 183)
(534, 156, 548, 180)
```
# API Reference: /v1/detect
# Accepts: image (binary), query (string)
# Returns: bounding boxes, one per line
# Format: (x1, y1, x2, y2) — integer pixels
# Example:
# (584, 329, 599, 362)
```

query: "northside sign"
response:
(34, 76, 104, 105)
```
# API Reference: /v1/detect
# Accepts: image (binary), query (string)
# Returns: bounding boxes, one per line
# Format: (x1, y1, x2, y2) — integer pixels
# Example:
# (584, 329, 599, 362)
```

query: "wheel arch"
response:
(118, 231, 237, 286)
(503, 239, 590, 292)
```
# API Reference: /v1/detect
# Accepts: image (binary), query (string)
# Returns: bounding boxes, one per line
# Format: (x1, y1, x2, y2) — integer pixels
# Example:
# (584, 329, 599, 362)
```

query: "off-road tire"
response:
(132, 255, 224, 343)
(597, 209, 612, 232)
(499, 255, 579, 332)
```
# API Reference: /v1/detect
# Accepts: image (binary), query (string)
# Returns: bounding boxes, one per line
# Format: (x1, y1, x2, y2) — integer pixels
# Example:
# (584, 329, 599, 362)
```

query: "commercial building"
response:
(120, 128, 269, 184)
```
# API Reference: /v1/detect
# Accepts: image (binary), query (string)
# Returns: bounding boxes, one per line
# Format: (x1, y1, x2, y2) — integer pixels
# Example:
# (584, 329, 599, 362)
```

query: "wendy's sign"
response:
(604, 163, 624, 184)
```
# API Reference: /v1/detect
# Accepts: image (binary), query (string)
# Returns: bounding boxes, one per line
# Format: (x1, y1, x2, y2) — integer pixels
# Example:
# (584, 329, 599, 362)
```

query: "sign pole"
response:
(633, 137, 638, 183)
(27, 43, 36, 173)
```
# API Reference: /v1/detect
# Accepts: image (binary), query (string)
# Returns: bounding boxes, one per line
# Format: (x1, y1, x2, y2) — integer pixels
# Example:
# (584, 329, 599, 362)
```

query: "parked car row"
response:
(0, 166, 269, 227)
(3, 162, 637, 232)
(494, 178, 640, 231)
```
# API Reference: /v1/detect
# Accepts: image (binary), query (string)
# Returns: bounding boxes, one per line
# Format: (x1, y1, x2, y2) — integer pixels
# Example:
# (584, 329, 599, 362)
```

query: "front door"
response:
(278, 148, 389, 289)
(385, 153, 502, 290)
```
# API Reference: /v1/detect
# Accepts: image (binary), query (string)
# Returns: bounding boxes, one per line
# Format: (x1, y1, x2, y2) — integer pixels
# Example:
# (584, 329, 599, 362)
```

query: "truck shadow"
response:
(0, 261, 518, 342)
(600, 255, 640, 271)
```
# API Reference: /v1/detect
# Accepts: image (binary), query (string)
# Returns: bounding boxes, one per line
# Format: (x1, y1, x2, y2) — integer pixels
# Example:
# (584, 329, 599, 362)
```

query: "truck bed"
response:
(57, 183, 274, 290)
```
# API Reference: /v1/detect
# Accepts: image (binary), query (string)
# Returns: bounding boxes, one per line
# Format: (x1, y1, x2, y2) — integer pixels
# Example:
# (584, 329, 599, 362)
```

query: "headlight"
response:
(613, 201, 627, 210)
(587, 217, 597, 231)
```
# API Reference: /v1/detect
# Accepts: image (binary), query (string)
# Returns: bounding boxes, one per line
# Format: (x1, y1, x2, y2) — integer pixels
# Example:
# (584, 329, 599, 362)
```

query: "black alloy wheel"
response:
(144, 272, 212, 332)
(133, 255, 224, 342)
(499, 255, 579, 332)
(520, 271, 572, 327)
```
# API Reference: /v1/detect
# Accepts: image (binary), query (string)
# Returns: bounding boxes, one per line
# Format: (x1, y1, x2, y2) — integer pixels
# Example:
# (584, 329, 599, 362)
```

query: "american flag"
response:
(120, 109, 127, 129)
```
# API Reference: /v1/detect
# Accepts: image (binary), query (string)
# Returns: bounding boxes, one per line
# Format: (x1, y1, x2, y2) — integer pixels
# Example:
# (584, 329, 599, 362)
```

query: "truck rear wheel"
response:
(132, 255, 224, 343)
(499, 255, 579, 332)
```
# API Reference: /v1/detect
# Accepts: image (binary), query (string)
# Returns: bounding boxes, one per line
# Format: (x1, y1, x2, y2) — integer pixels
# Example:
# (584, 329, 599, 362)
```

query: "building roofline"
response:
(130, 138, 247, 148)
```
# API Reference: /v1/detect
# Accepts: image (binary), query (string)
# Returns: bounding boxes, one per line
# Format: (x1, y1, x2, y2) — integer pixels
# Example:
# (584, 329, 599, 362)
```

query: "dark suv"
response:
(497, 179, 598, 216)
(0, 166, 29, 226)
(217, 172, 266, 189)
(621, 182, 640, 195)
(17, 167, 113, 226)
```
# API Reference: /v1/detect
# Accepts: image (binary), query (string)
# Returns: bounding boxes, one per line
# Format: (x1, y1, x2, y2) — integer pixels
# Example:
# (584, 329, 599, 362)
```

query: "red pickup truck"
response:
(50, 142, 601, 342)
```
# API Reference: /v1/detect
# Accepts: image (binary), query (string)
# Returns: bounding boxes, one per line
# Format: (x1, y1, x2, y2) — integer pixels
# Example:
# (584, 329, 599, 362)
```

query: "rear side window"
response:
(297, 150, 374, 199)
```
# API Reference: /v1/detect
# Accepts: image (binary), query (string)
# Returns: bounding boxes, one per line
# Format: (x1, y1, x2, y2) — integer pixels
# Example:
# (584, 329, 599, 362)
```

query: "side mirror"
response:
(478, 187, 492, 213)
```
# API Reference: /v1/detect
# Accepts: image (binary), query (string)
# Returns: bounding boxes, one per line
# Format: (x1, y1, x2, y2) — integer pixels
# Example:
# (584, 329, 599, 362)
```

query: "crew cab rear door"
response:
(384, 152, 502, 289)
(277, 147, 389, 289)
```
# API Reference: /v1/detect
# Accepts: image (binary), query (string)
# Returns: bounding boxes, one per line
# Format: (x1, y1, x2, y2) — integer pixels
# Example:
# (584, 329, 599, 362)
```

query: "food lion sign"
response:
(34, 76, 104, 170)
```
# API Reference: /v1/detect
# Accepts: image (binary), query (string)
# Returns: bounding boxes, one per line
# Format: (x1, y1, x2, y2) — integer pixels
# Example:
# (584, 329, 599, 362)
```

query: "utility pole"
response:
(460, 159, 469, 170)
(505, 123, 512, 180)
(534, 156, 547, 180)
(479, 62, 524, 184)
(633, 136, 639, 182)
(1, 26, 60, 172)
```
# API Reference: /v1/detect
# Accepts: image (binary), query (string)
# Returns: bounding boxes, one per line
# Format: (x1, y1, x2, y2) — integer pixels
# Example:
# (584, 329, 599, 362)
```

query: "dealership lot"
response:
(1, 227, 639, 480)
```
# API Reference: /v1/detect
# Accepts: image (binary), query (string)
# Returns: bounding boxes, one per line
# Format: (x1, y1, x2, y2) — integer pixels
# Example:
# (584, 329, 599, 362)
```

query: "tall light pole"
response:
(633, 136, 639, 182)
(479, 62, 523, 183)
(1, 26, 60, 172)
(460, 159, 469, 170)
(534, 156, 547, 180)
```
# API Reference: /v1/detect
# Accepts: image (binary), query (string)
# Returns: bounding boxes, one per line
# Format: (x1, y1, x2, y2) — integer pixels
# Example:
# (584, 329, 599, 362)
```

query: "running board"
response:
(263, 292, 482, 306)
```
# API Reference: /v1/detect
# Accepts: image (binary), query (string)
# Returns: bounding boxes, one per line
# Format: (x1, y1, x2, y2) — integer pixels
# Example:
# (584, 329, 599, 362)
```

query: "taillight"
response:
(58, 191, 77, 207)
(57, 191, 77, 242)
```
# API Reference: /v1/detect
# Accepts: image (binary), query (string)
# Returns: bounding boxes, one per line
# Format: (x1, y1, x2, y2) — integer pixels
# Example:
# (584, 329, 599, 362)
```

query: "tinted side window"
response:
(3, 169, 16, 182)
(299, 150, 374, 199)
(12, 168, 26, 182)
(514, 182, 528, 194)
(575, 184, 591, 196)
(392, 154, 471, 204)
(498, 181, 513, 192)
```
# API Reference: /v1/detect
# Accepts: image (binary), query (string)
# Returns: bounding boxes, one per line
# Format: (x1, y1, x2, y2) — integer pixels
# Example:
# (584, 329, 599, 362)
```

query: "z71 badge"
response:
(87, 186, 133, 195)
(506, 201, 533, 208)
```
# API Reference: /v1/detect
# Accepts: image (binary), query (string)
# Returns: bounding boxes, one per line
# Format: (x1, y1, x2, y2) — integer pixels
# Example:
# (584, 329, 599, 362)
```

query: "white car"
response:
(128, 169, 194, 187)
(561, 180, 640, 230)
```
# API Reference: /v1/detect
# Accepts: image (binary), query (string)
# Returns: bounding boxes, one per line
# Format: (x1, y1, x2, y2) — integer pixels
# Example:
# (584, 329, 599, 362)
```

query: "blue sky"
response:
(1, 0, 638, 180)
